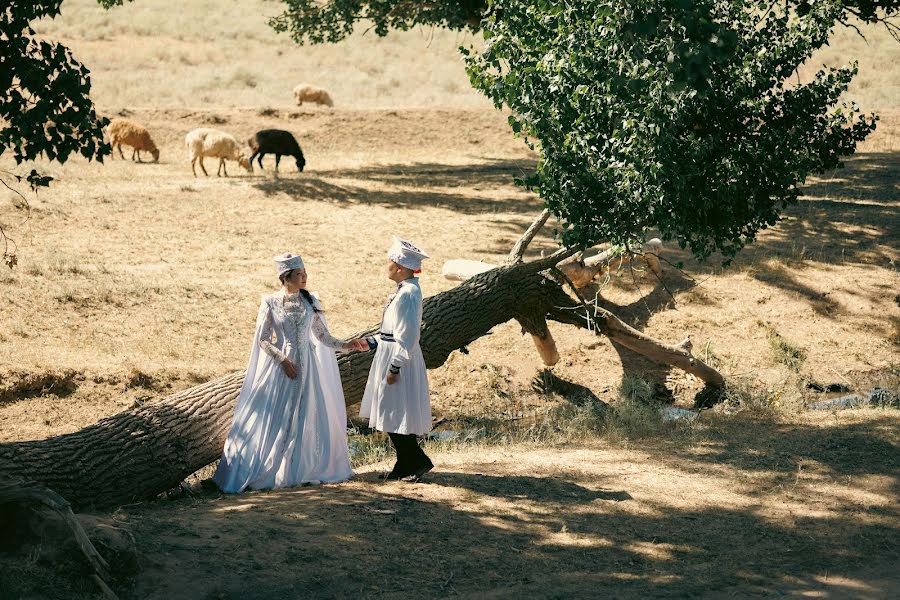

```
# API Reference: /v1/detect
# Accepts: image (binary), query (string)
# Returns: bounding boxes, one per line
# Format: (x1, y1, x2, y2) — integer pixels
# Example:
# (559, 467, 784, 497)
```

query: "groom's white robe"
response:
(360, 278, 431, 435)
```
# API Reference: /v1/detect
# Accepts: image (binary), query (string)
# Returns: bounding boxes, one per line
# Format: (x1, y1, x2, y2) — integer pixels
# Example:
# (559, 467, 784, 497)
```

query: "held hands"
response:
(281, 359, 298, 379)
(343, 338, 369, 352)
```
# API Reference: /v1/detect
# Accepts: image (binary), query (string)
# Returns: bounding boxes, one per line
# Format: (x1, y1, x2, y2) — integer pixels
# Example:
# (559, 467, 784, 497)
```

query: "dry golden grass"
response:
(31, 1, 900, 111)
(33, 0, 491, 109)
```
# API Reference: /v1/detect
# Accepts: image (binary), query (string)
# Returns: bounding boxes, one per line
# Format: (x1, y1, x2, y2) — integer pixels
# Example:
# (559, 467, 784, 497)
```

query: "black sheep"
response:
(248, 129, 306, 172)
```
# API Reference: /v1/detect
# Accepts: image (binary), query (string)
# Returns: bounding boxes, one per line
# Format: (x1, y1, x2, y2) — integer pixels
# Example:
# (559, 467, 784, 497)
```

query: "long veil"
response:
(309, 293, 351, 461)
(233, 297, 278, 414)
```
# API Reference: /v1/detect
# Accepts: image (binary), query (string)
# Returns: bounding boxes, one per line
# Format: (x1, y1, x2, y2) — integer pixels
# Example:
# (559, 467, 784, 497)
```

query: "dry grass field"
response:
(1, 2, 899, 599)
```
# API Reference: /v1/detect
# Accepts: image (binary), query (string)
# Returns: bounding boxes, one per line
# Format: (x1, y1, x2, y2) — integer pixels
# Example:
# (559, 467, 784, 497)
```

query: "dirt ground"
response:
(3, 411, 898, 599)
(128, 408, 900, 599)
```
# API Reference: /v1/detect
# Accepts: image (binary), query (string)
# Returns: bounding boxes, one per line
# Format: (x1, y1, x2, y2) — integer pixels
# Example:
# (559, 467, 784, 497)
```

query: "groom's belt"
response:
(379, 332, 396, 342)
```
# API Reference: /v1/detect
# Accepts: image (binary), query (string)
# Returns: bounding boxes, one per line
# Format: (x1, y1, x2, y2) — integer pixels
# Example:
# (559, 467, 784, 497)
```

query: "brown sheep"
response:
(107, 118, 160, 163)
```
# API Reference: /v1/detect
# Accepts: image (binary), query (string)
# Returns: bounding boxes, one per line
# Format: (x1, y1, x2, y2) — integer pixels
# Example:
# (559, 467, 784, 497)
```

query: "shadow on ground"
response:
(248, 159, 541, 216)
(1, 391, 897, 599)
(95, 415, 900, 598)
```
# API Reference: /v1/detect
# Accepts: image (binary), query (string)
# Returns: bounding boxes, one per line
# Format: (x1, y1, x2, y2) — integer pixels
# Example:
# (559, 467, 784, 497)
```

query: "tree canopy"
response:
(264, 0, 898, 44)
(1, 2, 110, 170)
(463, 0, 878, 260)
(1, 1, 111, 266)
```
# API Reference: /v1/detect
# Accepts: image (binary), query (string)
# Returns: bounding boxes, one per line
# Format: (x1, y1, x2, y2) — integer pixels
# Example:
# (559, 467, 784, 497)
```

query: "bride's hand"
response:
(281, 359, 298, 379)
(343, 338, 368, 352)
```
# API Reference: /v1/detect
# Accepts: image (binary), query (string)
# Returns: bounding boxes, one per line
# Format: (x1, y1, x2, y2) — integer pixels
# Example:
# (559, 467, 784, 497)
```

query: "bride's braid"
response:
(299, 288, 322, 313)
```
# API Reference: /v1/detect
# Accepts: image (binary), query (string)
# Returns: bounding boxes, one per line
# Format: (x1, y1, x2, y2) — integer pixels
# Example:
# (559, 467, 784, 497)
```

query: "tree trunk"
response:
(0, 254, 722, 509)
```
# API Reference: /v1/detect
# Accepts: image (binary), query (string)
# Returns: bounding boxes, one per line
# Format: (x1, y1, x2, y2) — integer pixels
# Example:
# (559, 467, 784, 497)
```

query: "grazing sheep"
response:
(107, 118, 160, 162)
(185, 128, 251, 177)
(292, 84, 334, 108)
(248, 129, 306, 173)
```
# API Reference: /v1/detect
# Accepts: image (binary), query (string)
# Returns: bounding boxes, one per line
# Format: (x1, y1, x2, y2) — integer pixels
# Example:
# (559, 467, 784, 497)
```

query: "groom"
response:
(358, 237, 433, 481)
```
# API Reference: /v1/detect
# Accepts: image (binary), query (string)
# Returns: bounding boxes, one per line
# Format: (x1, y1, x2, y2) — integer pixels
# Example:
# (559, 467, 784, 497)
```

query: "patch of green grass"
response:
(766, 328, 807, 372)
(351, 375, 692, 468)
(348, 429, 392, 468)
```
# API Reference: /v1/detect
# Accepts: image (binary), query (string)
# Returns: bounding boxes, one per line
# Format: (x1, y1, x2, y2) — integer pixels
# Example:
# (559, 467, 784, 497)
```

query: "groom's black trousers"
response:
(387, 433, 432, 476)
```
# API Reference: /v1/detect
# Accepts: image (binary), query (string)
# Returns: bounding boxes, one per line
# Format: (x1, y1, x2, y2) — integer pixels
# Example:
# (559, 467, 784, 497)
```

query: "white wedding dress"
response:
(213, 291, 353, 492)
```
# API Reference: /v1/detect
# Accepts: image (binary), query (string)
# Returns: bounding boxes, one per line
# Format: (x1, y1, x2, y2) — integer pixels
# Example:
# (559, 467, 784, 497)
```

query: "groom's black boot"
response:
(404, 436, 433, 482)
(385, 433, 414, 480)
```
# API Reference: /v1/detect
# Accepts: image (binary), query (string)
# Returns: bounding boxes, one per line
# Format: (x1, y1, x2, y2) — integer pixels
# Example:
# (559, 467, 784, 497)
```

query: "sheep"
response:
(185, 128, 251, 177)
(248, 129, 306, 173)
(293, 84, 334, 108)
(107, 118, 160, 163)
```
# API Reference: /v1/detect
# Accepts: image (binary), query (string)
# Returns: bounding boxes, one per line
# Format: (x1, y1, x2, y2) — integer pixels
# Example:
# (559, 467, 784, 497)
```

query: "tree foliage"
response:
(269, 0, 489, 43)
(462, 0, 877, 261)
(1, 2, 110, 170)
(269, 0, 891, 261)
(1, 1, 111, 266)
(265, 0, 898, 44)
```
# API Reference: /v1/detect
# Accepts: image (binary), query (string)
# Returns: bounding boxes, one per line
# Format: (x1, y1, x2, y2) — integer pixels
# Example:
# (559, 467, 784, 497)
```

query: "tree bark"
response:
(0, 251, 722, 509)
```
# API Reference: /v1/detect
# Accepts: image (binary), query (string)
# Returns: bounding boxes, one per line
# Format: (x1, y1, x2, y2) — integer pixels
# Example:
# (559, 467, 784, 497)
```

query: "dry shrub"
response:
(202, 113, 228, 125)
(124, 368, 157, 390)
(717, 377, 805, 417)
(603, 375, 666, 440)
(0, 370, 80, 404)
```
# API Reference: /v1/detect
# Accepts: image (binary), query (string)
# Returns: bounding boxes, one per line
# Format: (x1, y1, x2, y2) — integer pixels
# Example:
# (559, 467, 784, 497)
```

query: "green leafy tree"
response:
(269, 0, 489, 42)
(463, 0, 878, 261)
(1, 1, 111, 267)
(266, 0, 898, 43)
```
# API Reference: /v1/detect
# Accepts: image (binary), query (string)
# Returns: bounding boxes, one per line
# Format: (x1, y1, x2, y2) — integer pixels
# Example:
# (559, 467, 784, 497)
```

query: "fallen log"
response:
(0, 227, 723, 510)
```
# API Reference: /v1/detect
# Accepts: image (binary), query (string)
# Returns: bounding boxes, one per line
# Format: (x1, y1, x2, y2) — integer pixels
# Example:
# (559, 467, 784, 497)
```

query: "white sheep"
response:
(184, 128, 251, 177)
(293, 84, 334, 108)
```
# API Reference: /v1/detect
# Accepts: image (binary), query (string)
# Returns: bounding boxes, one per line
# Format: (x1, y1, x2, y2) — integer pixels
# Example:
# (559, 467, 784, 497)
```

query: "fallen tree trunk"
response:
(0, 248, 723, 509)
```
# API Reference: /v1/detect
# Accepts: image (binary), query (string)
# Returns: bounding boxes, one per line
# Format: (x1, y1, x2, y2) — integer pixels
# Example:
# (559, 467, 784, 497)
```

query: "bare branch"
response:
(508, 209, 551, 263)
(522, 245, 582, 274)
(0, 170, 34, 269)
(545, 292, 725, 387)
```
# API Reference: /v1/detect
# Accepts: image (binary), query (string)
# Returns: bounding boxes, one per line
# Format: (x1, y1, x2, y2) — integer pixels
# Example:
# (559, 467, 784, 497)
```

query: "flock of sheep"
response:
(106, 83, 332, 176)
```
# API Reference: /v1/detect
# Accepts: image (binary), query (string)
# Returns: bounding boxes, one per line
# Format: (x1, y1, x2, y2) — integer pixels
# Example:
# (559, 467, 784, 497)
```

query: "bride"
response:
(213, 253, 366, 492)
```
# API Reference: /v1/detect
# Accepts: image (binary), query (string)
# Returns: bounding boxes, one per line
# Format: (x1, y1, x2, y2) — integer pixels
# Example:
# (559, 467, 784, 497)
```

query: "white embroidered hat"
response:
(388, 236, 430, 271)
(273, 252, 305, 276)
